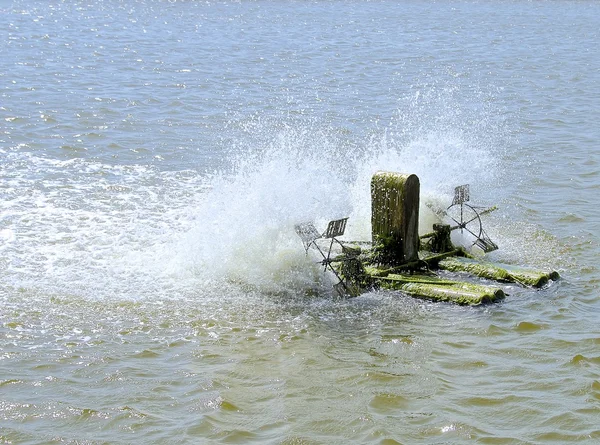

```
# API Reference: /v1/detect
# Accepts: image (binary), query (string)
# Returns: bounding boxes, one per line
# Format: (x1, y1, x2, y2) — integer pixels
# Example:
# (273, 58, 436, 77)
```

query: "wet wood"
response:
(371, 171, 420, 264)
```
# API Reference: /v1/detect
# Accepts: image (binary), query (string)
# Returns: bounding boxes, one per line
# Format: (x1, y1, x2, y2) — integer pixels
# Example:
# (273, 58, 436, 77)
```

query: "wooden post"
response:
(431, 223, 453, 253)
(371, 172, 420, 264)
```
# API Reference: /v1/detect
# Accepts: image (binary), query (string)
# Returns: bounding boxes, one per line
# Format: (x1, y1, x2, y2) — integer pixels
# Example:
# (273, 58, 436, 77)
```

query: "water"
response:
(1, 0, 599, 443)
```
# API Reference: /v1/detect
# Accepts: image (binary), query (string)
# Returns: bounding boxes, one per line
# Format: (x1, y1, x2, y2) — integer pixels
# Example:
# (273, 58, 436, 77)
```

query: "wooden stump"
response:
(371, 172, 420, 264)
(430, 223, 453, 253)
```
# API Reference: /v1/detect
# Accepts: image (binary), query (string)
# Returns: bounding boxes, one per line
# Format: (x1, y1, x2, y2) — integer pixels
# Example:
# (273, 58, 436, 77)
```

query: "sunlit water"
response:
(1, 1, 599, 443)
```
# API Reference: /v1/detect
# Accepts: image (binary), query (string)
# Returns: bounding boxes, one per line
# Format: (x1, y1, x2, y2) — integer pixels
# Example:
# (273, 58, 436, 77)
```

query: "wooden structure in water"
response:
(371, 172, 420, 264)
(299, 171, 559, 305)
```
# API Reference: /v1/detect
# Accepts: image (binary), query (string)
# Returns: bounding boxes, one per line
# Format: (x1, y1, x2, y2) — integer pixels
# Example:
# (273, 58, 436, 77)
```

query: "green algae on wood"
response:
(361, 248, 469, 278)
(438, 257, 559, 288)
(421, 223, 454, 253)
(371, 172, 420, 265)
(376, 272, 505, 305)
(335, 248, 507, 305)
(399, 282, 504, 305)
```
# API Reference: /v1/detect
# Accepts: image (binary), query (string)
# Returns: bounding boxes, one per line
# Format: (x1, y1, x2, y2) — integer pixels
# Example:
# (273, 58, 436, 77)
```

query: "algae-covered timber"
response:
(372, 268, 505, 305)
(438, 256, 559, 288)
(371, 172, 420, 264)
(332, 249, 506, 305)
(382, 277, 505, 305)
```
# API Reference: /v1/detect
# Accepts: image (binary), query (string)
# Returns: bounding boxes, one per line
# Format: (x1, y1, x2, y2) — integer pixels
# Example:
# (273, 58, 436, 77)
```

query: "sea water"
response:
(1, 1, 599, 443)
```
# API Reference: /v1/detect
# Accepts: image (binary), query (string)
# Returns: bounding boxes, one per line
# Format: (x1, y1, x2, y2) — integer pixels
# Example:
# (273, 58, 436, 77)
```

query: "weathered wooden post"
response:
(371, 172, 420, 265)
(429, 223, 453, 253)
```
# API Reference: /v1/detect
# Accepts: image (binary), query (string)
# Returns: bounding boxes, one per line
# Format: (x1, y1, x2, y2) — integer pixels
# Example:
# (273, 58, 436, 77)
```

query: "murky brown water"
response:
(2, 0, 599, 443)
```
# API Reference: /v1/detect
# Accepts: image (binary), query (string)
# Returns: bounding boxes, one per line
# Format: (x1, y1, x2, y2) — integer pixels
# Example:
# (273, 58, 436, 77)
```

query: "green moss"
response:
(438, 257, 511, 282)
(371, 172, 420, 265)
(376, 273, 505, 305)
(438, 257, 559, 288)
(420, 223, 454, 253)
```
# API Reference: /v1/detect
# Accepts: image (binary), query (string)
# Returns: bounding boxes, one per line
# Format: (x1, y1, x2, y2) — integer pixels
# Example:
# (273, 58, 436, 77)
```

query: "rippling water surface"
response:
(1, 0, 600, 443)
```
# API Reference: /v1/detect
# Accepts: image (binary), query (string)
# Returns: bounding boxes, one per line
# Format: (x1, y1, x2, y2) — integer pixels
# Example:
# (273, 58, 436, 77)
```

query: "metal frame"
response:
(446, 184, 498, 253)
(294, 218, 350, 293)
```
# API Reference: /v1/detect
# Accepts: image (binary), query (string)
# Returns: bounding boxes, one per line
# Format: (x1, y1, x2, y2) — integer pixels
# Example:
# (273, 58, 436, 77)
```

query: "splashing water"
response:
(2, 85, 535, 301)
(172, 87, 512, 295)
(171, 125, 357, 296)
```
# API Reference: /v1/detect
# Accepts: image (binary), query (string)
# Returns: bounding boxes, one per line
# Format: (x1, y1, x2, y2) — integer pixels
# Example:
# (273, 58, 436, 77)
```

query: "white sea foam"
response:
(0, 229, 16, 243)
